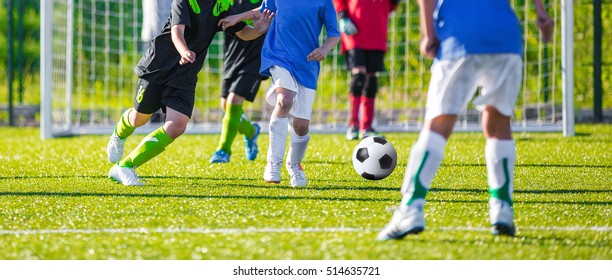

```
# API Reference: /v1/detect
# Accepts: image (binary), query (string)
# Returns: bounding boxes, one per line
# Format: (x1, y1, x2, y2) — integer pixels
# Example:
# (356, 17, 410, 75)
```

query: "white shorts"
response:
(266, 66, 316, 120)
(424, 54, 522, 120)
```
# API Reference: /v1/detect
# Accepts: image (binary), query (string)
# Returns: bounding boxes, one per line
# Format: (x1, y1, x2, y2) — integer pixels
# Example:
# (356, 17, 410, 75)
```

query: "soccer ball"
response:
(352, 136, 397, 180)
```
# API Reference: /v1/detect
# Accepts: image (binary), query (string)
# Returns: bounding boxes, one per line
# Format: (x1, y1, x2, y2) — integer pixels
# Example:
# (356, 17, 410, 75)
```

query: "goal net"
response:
(40, 0, 574, 138)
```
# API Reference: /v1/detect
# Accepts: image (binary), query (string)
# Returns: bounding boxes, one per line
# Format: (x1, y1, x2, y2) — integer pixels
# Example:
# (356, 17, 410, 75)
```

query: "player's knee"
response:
(350, 73, 366, 96)
(163, 116, 189, 139)
(131, 111, 151, 127)
(276, 91, 294, 109)
(292, 119, 310, 136)
(164, 123, 187, 139)
(364, 75, 378, 98)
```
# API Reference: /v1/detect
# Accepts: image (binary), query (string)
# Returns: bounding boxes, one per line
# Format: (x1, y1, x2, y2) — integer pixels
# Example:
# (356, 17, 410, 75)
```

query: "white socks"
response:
(485, 139, 515, 203)
(267, 116, 289, 163)
(287, 131, 310, 165)
(401, 130, 447, 199)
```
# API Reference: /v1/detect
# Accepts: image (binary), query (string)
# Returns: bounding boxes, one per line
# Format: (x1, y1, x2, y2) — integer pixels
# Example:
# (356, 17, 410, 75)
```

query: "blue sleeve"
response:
(323, 0, 340, 37)
(260, 0, 277, 13)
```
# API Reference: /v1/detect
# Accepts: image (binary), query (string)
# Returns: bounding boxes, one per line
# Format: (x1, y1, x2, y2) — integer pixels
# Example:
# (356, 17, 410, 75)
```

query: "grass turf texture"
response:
(0, 125, 610, 259)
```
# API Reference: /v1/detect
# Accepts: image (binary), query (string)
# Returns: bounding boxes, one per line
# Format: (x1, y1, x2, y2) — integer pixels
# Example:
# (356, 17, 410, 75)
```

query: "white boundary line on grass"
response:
(0, 226, 610, 236)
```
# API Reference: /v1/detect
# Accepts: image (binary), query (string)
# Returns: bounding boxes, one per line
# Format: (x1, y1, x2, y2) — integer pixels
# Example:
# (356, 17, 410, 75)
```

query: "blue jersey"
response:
(259, 0, 341, 90)
(434, 0, 523, 60)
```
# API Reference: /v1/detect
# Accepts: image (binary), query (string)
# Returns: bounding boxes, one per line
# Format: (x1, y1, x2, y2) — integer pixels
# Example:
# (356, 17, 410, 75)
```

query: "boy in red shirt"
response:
(333, 0, 400, 140)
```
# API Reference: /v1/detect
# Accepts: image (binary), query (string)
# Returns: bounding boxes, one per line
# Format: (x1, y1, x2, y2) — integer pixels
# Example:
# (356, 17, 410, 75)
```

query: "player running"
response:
(219, 0, 341, 187)
(106, 0, 272, 186)
(209, 0, 266, 164)
(378, 0, 554, 239)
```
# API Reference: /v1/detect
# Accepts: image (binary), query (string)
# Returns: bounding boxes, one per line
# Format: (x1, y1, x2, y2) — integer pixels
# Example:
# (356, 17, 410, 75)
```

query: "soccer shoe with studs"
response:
(286, 163, 307, 187)
(377, 199, 425, 241)
(108, 164, 144, 186)
(346, 125, 359, 141)
(264, 161, 282, 183)
(106, 134, 126, 163)
(244, 123, 261, 161)
(210, 149, 230, 163)
(489, 198, 516, 236)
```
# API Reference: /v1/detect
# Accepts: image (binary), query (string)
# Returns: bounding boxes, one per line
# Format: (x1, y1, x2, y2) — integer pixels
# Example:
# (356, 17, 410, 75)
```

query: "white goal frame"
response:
(40, 0, 575, 139)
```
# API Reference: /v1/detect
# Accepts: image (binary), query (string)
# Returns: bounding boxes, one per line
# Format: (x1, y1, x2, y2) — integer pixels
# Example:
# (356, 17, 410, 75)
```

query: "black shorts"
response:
(221, 74, 262, 102)
(133, 79, 195, 118)
(345, 49, 386, 72)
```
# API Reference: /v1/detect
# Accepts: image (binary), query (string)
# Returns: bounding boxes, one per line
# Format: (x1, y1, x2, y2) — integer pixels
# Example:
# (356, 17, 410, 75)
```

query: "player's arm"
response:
(219, 7, 262, 31)
(308, 0, 341, 62)
(234, 9, 274, 41)
(417, 0, 438, 59)
(171, 24, 195, 65)
(307, 36, 341, 62)
(534, 0, 554, 43)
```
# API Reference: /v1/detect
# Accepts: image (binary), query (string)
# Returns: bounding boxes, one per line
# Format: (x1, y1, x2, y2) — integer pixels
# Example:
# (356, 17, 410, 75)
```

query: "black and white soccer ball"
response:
(352, 136, 397, 180)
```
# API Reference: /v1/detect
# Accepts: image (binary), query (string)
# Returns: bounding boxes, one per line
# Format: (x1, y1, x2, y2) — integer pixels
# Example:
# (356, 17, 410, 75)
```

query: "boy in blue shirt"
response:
(378, 0, 554, 239)
(220, 0, 341, 187)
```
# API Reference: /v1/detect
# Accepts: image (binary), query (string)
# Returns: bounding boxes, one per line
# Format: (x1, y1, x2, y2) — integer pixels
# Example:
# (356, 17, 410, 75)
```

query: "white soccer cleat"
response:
(106, 134, 126, 163)
(286, 163, 307, 187)
(108, 164, 144, 186)
(264, 161, 282, 183)
(377, 199, 426, 241)
(489, 198, 516, 236)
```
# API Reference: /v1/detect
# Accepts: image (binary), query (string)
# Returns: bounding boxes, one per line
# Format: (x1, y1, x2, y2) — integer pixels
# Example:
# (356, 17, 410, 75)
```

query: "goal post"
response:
(561, 0, 575, 137)
(40, 0, 575, 139)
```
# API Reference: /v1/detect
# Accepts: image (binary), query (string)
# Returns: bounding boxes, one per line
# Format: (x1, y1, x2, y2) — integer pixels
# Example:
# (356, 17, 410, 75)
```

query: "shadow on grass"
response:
(430, 188, 612, 195)
(440, 163, 611, 168)
(0, 191, 397, 203)
(425, 198, 610, 206)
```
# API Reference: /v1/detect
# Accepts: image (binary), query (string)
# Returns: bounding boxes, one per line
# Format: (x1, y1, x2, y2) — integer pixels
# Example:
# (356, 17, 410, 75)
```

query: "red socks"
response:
(349, 95, 360, 127)
(361, 96, 375, 131)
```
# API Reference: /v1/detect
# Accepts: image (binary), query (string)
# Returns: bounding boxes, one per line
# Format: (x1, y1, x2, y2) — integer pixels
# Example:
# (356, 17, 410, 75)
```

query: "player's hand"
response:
(307, 46, 330, 62)
(219, 14, 242, 31)
(253, 9, 274, 34)
(419, 35, 439, 59)
(339, 17, 358, 36)
(179, 50, 196, 65)
(537, 13, 554, 43)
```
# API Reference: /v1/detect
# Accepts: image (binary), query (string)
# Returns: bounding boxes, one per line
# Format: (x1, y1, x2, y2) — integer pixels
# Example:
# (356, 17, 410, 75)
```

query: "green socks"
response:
(115, 109, 136, 139)
(119, 127, 174, 168)
(217, 104, 254, 153)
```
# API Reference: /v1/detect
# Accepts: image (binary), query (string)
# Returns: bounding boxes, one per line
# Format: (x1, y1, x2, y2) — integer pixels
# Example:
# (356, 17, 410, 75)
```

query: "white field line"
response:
(0, 226, 610, 236)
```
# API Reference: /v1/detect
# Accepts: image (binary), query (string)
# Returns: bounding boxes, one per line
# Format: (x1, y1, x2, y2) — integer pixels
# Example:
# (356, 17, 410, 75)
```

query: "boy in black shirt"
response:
(210, 0, 266, 164)
(106, 0, 272, 186)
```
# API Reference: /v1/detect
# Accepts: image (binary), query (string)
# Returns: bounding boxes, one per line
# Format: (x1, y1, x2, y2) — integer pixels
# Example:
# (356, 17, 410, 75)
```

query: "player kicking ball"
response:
(106, 0, 273, 186)
(219, 0, 340, 187)
(378, 0, 554, 239)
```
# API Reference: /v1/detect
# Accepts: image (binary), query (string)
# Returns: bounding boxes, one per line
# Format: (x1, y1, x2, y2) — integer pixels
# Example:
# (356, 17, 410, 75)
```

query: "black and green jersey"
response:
(223, 0, 265, 79)
(135, 0, 247, 90)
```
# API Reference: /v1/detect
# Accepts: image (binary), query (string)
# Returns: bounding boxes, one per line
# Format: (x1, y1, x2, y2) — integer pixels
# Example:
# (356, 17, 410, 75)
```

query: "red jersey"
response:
(333, 0, 398, 53)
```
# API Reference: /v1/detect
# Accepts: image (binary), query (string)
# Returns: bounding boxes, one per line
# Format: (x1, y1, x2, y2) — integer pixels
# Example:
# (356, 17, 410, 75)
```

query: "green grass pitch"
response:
(0, 125, 610, 259)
